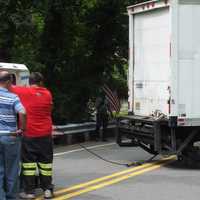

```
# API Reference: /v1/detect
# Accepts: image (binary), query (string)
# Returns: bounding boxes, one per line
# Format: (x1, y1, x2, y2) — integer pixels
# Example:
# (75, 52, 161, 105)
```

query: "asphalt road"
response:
(36, 139, 200, 200)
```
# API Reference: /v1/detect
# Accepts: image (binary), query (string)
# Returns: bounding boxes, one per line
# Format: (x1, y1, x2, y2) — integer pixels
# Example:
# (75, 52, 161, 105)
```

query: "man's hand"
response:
(16, 129, 24, 136)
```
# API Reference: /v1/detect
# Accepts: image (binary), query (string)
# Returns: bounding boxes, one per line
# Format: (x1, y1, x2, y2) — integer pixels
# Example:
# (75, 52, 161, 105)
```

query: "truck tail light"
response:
(178, 118, 186, 126)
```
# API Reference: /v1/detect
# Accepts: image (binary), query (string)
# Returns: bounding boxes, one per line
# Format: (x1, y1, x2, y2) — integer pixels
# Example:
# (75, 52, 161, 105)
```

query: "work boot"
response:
(44, 189, 54, 199)
(19, 192, 35, 199)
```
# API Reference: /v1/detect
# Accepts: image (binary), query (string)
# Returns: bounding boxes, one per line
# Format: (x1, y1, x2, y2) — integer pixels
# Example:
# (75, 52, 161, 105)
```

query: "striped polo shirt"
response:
(0, 87, 25, 132)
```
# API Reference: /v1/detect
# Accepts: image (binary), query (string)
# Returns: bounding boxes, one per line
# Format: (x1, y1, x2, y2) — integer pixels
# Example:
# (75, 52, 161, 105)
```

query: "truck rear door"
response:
(171, 0, 200, 126)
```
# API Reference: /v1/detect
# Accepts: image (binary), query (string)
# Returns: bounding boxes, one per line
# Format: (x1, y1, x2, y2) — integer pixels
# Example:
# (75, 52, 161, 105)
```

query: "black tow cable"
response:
(56, 129, 158, 167)
(78, 143, 158, 167)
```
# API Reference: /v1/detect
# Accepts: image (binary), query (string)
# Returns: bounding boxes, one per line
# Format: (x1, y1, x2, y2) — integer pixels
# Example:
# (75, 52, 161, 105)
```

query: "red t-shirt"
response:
(11, 86, 53, 137)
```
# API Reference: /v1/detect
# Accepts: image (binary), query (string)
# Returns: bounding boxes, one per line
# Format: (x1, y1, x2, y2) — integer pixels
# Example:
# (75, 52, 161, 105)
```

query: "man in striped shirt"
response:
(0, 71, 26, 200)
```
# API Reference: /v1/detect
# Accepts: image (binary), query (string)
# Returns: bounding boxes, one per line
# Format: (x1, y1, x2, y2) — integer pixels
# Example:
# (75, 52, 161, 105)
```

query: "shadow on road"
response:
(166, 159, 200, 170)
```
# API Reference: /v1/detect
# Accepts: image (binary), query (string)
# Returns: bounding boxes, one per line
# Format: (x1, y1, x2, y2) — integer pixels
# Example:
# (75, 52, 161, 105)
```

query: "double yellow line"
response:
(36, 156, 175, 200)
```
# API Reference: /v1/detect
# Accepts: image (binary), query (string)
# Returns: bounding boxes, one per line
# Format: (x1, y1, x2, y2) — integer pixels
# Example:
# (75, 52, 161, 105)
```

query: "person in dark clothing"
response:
(95, 93, 112, 141)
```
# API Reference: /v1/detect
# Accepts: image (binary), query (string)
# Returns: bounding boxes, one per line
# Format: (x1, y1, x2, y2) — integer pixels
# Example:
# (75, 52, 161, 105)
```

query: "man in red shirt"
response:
(11, 72, 53, 199)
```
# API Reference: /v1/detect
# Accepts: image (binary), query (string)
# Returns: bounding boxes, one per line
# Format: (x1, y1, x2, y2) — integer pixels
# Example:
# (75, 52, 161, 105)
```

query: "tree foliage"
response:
(0, 0, 147, 123)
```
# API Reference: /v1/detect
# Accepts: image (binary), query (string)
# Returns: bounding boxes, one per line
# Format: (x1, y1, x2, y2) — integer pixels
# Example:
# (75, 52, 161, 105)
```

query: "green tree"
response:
(39, 0, 94, 123)
(0, 0, 148, 123)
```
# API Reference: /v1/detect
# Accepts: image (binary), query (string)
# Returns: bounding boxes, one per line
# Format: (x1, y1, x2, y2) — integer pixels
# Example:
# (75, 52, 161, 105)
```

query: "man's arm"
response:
(104, 98, 113, 117)
(14, 96, 27, 131)
(108, 106, 113, 119)
(18, 112, 26, 131)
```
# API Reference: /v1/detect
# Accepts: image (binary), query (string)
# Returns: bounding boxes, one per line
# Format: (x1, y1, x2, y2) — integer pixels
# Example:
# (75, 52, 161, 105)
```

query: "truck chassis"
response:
(116, 115, 200, 162)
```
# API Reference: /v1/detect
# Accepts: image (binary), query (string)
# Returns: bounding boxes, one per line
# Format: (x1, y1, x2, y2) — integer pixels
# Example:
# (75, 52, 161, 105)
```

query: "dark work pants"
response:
(21, 135, 53, 193)
(95, 113, 108, 140)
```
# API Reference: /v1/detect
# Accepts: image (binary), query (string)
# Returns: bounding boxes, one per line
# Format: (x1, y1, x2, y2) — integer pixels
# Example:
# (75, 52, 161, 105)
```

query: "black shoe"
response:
(102, 138, 108, 142)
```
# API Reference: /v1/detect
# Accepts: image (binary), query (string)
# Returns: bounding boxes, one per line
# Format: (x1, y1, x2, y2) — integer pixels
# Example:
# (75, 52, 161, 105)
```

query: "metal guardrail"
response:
(0, 122, 116, 137)
(53, 121, 116, 136)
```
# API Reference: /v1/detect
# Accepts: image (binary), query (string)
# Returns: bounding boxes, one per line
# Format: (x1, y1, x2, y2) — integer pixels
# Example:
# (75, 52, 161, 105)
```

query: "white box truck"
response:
(117, 0, 200, 161)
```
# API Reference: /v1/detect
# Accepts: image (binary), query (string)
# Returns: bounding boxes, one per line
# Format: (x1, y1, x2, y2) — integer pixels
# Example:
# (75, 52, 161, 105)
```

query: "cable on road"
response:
(55, 128, 158, 167)
(78, 143, 158, 167)
(126, 154, 158, 167)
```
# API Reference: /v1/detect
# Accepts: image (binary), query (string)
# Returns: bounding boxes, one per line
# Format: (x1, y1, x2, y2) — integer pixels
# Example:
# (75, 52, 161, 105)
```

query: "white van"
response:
(0, 62, 30, 86)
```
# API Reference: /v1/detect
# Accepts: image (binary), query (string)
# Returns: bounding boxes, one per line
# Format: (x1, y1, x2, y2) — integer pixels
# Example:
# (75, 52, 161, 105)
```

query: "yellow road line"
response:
(36, 160, 154, 200)
(54, 161, 153, 194)
(36, 156, 175, 200)
(53, 157, 175, 200)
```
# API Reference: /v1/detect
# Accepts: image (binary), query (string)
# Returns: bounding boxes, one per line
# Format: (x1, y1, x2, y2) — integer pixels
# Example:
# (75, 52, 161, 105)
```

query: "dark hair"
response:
(29, 72, 44, 85)
(0, 73, 12, 83)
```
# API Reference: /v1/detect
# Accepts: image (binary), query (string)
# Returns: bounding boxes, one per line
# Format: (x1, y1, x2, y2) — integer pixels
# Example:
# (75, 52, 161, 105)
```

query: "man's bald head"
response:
(0, 71, 12, 89)
(0, 71, 12, 83)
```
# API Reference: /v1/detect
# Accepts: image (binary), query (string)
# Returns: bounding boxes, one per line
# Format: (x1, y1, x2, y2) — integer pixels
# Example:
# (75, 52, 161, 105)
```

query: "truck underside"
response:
(116, 115, 200, 163)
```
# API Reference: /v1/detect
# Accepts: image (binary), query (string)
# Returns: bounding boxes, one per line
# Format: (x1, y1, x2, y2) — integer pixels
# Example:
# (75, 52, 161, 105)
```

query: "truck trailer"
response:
(117, 0, 200, 161)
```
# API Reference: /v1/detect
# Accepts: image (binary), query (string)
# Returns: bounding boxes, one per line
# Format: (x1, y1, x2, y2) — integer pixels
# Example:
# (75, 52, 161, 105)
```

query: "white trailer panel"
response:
(128, 0, 200, 126)
(171, 0, 200, 126)
(134, 7, 170, 116)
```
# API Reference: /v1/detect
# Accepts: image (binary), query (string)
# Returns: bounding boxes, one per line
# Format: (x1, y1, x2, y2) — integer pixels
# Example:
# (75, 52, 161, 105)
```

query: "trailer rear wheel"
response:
(178, 146, 200, 167)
